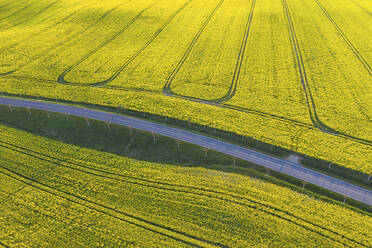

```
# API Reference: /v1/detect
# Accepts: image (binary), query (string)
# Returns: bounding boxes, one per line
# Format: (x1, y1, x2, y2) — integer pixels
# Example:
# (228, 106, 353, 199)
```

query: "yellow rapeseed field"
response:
(0, 0, 371, 175)
(0, 124, 371, 247)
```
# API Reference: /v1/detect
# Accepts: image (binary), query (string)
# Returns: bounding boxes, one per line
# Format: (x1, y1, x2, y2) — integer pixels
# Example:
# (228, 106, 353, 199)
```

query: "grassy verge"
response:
(1, 93, 371, 187)
(0, 103, 370, 213)
(1, 120, 371, 247)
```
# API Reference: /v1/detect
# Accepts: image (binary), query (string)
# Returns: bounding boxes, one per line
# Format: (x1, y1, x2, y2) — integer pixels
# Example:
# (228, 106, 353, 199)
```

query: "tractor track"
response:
(0, 1, 130, 77)
(1, 71, 372, 146)
(314, 0, 372, 77)
(216, 0, 256, 103)
(0, 3, 33, 23)
(282, 0, 341, 135)
(0, 2, 12, 12)
(162, 0, 225, 96)
(2, 71, 372, 146)
(0, 140, 368, 248)
(4, 0, 61, 30)
(57, 0, 160, 85)
(349, 0, 372, 17)
(282, 0, 372, 145)
(0, 165, 226, 248)
(1, 72, 320, 131)
(0, 0, 93, 51)
(32, 0, 86, 26)
(163, 0, 256, 104)
(58, 0, 195, 86)
(224, 103, 372, 146)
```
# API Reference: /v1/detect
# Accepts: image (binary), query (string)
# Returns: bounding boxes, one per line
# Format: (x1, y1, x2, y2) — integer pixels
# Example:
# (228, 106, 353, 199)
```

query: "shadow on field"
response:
(0, 105, 242, 169)
(0, 105, 371, 213)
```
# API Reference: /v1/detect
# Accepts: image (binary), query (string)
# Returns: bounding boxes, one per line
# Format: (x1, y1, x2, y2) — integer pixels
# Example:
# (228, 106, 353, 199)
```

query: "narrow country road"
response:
(0, 97, 371, 206)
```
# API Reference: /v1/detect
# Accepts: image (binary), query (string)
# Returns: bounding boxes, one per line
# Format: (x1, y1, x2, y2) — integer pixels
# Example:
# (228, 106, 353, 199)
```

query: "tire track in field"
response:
(282, 0, 339, 135)
(0, 1, 131, 77)
(32, 0, 88, 26)
(12, 0, 62, 28)
(57, 1, 160, 85)
(349, 0, 372, 17)
(314, 0, 372, 77)
(1, 1, 61, 30)
(282, 0, 372, 145)
(225, 103, 372, 146)
(162, 0, 225, 95)
(0, 2, 11, 11)
(0, 141, 367, 248)
(0, 0, 93, 52)
(58, 0, 194, 86)
(0, 166, 226, 248)
(0, 3, 33, 23)
(216, 0, 256, 103)
(163, 0, 256, 104)
(2, 71, 372, 146)
(0, 142, 364, 248)
(2, 72, 372, 146)
(3, 72, 315, 131)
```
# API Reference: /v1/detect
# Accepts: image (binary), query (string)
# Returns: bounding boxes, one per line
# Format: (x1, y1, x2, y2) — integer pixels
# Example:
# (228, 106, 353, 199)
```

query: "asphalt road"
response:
(0, 97, 371, 206)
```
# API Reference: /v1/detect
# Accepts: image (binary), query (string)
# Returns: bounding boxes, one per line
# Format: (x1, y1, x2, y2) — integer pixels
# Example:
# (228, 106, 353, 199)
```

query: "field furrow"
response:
(226, 0, 311, 126)
(0, 0, 61, 31)
(285, 0, 372, 141)
(348, 0, 372, 17)
(58, 0, 193, 85)
(0, 0, 92, 49)
(106, 0, 224, 91)
(314, 0, 371, 76)
(18, 0, 164, 79)
(163, 0, 254, 101)
(0, 139, 368, 248)
(0, 0, 126, 76)
(0, 168, 213, 248)
(0, 1, 34, 25)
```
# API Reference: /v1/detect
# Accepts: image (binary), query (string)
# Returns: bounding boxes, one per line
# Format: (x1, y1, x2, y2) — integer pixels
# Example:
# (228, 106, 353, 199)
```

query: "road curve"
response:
(0, 97, 371, 206)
